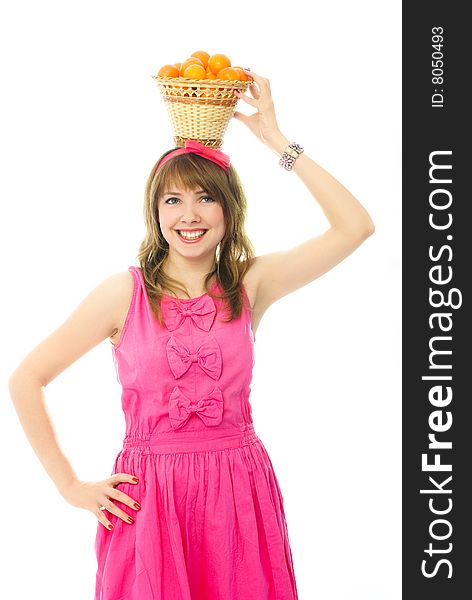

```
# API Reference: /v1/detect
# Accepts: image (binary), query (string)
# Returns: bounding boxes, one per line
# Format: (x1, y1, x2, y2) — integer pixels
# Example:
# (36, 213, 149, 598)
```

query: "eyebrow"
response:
(163, 189, 208, 196)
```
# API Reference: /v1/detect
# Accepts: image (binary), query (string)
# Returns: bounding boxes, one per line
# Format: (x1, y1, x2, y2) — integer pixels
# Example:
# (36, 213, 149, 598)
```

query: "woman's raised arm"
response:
(234, 69, 375, 310)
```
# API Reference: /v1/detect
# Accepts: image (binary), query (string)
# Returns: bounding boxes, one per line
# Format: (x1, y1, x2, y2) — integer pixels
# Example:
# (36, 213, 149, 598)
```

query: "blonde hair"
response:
(136, 149, 256, 326)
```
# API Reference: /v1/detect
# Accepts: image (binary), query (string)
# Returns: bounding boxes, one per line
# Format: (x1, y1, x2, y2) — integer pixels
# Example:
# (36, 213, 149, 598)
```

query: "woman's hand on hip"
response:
(233, 70, 284, 148)
(60, 473, 141, 530)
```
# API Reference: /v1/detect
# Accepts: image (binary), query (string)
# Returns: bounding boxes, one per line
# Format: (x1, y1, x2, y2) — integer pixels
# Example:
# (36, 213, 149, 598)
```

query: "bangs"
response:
(155, 153, 228, 202)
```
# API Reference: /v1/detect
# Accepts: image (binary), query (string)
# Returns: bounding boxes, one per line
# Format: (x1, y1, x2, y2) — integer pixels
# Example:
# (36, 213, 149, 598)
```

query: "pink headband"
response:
(156, 139, 231, 172)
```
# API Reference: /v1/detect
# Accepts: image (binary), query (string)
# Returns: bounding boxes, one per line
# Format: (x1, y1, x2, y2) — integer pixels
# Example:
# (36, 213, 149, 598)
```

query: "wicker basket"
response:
(153, 75, 253, 149)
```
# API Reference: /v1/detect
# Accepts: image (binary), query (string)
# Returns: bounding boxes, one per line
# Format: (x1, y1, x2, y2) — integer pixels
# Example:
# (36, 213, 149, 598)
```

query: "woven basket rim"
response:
(152, 75, 252, 86)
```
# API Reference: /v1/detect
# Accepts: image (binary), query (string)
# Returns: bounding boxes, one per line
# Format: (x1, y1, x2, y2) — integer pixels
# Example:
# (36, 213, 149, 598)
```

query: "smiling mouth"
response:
(176, 229, 208, 240)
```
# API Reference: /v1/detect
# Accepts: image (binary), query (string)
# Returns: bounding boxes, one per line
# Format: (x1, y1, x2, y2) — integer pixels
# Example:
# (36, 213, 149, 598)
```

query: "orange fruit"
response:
(233, 66, 249, 81)
(208, 53, 231, 75)
(174, 62, 182, 72)
(183, 64, 206, 79)
(205, 70, 217, 80)
(216, 66, 241, 81)
(158, 64, 180, 78)
(180, 57, 204, 75)
(186, 56, 204, 66)
(191, 51, 210, 69)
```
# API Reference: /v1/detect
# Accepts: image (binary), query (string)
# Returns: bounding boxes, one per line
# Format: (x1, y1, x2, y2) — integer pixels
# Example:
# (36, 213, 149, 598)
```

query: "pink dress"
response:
(94, 265, 298, 599)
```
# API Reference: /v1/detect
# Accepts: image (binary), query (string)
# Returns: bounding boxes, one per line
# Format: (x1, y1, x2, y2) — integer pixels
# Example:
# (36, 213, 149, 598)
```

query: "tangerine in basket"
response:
(233, 66, 249, 81)
(216, 67, 241, 81)
(191, 51, 210, 69)
(158, 64, 180, 78)
(157, 52, 251, 89)
(179, 57, 204, 75)
(183, 64, 206, 79)
(208, 54, 231, 75)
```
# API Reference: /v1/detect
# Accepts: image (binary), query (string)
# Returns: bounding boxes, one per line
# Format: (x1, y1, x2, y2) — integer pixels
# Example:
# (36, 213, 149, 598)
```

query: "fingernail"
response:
(127, 516, 134, 524)
(133, 502, 141, 510)
(132, 477, 139, 483)
(108, 523, 114, 530)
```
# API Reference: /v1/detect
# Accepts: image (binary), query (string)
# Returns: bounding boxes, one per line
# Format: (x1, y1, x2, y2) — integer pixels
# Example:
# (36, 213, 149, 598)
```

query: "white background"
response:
(0, 1, 401, 598)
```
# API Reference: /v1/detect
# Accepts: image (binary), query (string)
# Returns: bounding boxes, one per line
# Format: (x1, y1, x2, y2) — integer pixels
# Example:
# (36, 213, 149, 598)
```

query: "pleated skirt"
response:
(94, 424, 298, 600)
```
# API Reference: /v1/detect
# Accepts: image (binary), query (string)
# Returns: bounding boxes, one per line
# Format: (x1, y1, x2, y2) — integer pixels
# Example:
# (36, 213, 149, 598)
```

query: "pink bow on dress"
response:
(161, 295, 217, 332)
(166, 335, 222, 380)
(168, 385, 224, 430)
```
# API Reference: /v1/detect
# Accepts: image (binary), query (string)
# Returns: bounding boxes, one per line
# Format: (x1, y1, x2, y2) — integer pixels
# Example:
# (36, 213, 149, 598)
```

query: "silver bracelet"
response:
(279, 142, 304, 171)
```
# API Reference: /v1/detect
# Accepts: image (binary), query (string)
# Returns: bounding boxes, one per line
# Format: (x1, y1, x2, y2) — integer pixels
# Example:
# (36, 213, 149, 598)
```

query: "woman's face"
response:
(158, 185, 226, 257)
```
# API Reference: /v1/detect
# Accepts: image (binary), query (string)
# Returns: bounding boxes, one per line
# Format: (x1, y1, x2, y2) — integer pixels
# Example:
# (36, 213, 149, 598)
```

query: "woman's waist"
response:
(121, 422, 258, 454)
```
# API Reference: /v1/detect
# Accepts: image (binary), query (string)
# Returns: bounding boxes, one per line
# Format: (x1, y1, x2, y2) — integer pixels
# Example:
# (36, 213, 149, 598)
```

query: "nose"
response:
(180, 204, 202, 223)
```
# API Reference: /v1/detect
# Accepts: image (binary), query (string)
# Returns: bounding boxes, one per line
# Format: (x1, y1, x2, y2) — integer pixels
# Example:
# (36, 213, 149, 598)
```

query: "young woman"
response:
(9, 69, 374, 599)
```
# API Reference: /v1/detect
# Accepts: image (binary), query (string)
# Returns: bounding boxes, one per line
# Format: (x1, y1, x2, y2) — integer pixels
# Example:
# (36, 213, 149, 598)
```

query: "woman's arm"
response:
(264, 130, 375, 239)
(9, 271, 142, 531)
(8, 271, 130, 495)
(8, 377, 81, 494)
(234, 70, 375, 311)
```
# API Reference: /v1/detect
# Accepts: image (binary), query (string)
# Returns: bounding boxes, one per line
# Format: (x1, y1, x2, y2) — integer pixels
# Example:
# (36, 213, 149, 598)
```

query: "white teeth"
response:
(178, 230, 207, 239)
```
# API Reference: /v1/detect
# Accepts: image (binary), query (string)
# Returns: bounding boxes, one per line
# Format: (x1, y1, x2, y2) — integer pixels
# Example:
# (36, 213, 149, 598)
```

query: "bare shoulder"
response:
(68, 269, 135, 343)
(107, 269, 135, 306)
(241, 248, 309, 337)
(8, 269, 135, 388)
(90, 269, 135, 320)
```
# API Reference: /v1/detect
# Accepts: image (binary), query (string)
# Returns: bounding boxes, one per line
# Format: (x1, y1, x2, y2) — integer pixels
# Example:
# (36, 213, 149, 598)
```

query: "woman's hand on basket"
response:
(233, 70, 284, 148)
(59, 474, 141, 530)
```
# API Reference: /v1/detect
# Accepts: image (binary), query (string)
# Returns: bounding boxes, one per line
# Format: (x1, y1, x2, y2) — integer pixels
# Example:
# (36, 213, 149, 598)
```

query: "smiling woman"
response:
(135, 145, 256, 325)
(8, 67, 375, 600)
(159, 187, 224, 256)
